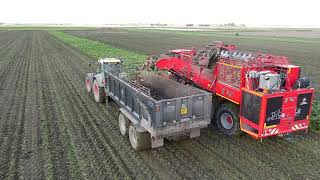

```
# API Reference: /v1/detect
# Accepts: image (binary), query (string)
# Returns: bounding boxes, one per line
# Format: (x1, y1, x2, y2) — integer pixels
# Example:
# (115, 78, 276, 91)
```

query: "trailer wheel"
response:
(216, 102, 242, 136)
(93, 80, 105, 103)
(129, 125, 151, 151)
(85, 78, 92, 93)
(118, 112, 129, 136)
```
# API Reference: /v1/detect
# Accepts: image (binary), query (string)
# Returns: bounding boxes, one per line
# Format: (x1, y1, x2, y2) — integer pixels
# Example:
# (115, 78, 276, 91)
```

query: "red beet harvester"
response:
(144, 42, 315, 139)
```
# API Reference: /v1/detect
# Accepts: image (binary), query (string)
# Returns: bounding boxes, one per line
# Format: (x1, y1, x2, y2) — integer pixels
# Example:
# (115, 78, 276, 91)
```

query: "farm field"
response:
(65, 28, 320, 90)
(227, 29, 320, 39)
(0, 30, 320, 179)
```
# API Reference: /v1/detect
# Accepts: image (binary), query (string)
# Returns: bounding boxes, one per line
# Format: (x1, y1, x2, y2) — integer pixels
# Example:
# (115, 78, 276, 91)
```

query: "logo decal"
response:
(266, 109, 281, 122)
(285, 97, 296, 103)
(300, 97, 308, 105)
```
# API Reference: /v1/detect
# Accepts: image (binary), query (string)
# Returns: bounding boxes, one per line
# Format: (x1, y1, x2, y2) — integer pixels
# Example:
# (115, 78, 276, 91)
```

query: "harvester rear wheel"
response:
(129, 125, 151, 151)
(216, 102, 242, 136)
(93, 80, 105, 103)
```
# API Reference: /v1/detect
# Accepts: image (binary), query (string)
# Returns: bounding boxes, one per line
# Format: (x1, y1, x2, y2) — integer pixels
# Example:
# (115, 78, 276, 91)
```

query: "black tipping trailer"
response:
(105, 70, 212, 150)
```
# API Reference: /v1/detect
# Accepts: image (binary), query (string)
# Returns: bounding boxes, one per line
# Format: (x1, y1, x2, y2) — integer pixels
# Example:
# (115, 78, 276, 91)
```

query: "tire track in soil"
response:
(155, 145, 219, 179)
(201, 128, 320, 179)
(19, 31, 47, 179)
(94, 101, 178, 179)
(43, 47, 127, 178)
(0, 33, 26, 132)
(228, 133, 320, 179)
(189, 131, 283, 179)
(36, 32, 91, 179)
(0, 31, 31, 179)
(198, 130, 284, 179)
(36, 32, 74, 179)
(293, 132, 320, 157)
(7, 31, 33, 179)
(42, 32, 133, 178)
(0, 31, 22, 51)
(47, 33, 160, 179)
(0, 31, 25, 96)
(174, 139, 249, 180)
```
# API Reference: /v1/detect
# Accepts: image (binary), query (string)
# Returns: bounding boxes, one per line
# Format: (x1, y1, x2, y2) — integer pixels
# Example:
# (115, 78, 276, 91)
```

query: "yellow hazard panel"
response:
(181, 107, 188, 114)
(264, 123, 277, 128)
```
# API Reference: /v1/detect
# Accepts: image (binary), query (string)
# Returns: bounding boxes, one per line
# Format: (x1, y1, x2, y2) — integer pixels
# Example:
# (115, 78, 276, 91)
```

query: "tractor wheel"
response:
(129, 125, 151, 151)
(85, 77, 92, 93)
(93, 80, 105, 103)
(215, 102, 242, 136)
(118, 112, 130, 137)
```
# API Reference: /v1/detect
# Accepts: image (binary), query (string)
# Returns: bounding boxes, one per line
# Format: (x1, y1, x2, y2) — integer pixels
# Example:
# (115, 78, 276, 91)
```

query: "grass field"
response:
(0, 29, 319, 179)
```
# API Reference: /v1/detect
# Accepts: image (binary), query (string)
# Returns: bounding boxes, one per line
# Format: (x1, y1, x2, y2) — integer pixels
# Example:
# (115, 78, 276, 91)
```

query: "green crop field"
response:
(0, 28, 319, 179)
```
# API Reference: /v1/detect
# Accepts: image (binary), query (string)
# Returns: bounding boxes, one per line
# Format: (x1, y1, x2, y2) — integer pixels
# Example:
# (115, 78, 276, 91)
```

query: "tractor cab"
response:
(97, 58, 122, 73)
(86, 58, 122, 102)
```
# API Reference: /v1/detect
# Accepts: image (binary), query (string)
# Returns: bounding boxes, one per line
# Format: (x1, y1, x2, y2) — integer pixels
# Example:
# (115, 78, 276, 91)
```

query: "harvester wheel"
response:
(216, 102, 242, 136)
(85, 77, 92, 93)
(93, 80, 105, 103)
(118, 112, 130, 136)
(129, 125, 151, 151)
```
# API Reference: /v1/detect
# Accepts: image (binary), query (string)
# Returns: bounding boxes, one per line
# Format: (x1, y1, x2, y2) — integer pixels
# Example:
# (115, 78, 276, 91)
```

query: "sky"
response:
(1, 0, 320, 27)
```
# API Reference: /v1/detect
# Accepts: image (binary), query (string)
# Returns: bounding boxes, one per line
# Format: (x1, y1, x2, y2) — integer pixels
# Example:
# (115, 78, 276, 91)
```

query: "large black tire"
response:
(93, 80, 105, 103)
(118, 112, 130, 137)
(215, 102, 242, 136)
(129, 125, 151, 151)
(85, 77, 92, 93)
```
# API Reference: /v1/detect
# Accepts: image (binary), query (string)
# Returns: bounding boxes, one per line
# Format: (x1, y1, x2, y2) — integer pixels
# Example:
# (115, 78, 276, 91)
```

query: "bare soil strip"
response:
(0, 31, 319, 179)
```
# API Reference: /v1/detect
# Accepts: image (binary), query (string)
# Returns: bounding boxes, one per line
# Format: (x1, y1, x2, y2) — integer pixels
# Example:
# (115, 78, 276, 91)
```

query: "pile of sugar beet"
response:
(137, 71, 203, 100)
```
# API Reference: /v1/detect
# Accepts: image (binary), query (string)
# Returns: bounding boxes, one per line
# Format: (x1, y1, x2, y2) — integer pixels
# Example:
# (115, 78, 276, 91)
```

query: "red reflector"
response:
(155, 105, 160, 112)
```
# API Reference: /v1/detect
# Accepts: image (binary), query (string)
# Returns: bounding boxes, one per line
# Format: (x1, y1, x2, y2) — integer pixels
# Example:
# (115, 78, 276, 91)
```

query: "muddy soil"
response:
(0, 31, 320, 179)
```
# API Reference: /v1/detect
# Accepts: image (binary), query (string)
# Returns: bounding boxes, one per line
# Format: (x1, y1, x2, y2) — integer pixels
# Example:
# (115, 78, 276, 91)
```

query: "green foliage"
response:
(49, 31, 147, 70)
(235, 32, 240, 36)
(311, 100, 320, 131)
